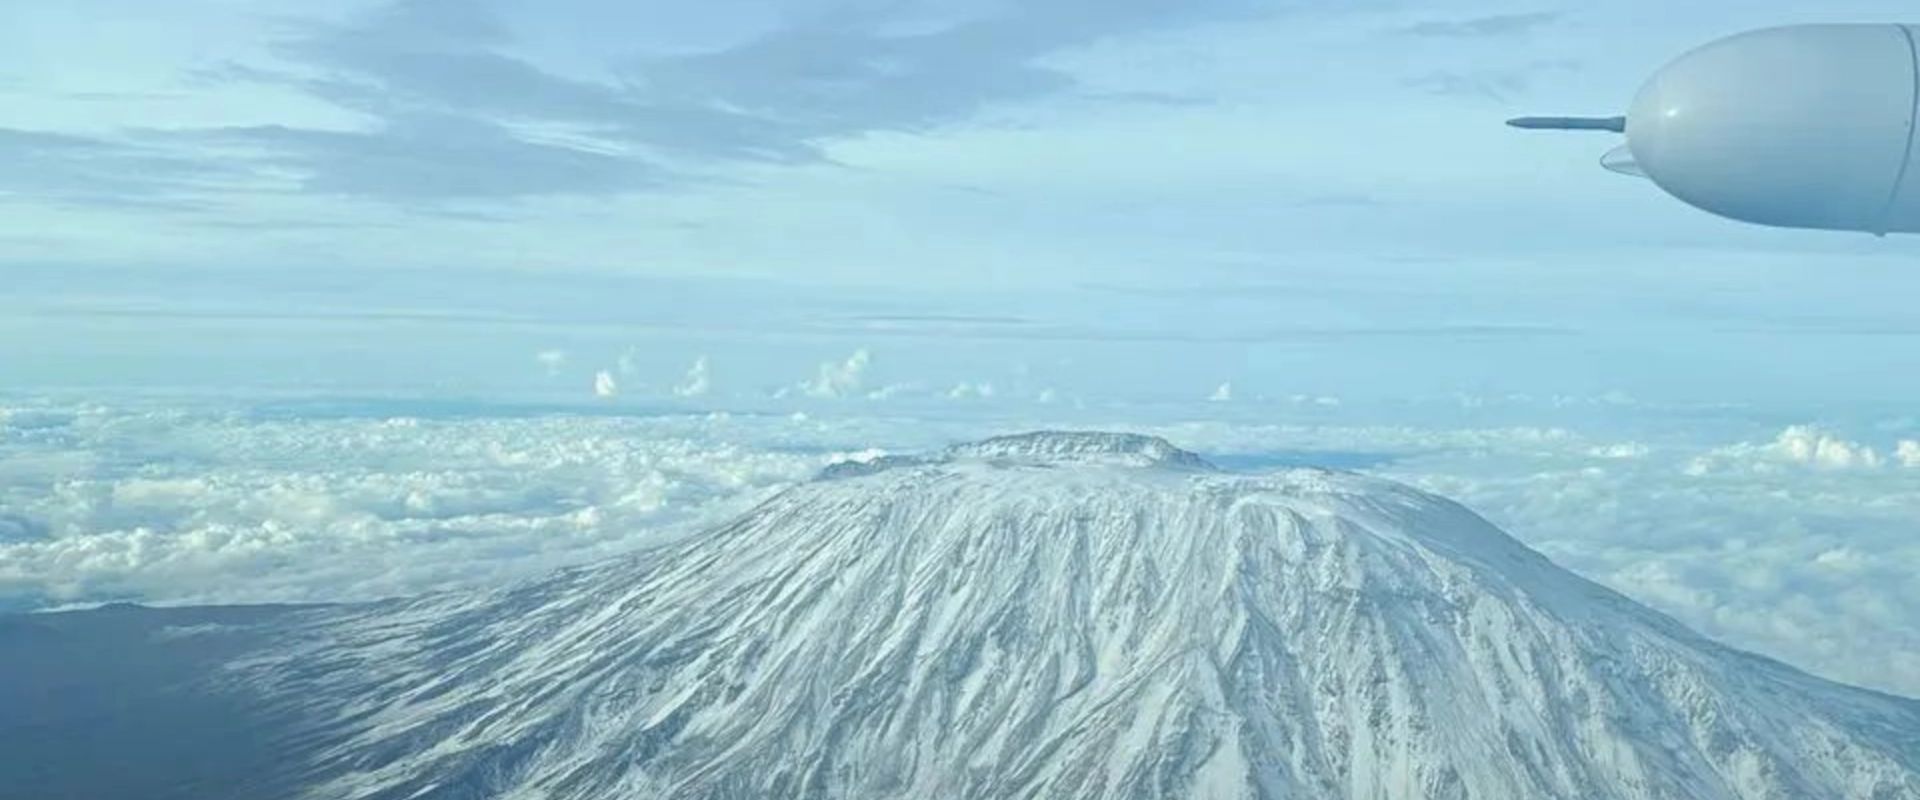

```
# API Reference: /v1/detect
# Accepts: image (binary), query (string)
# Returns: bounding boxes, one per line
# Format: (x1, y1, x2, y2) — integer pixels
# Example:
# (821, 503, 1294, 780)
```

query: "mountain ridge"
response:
(213, 430, 1920, 800)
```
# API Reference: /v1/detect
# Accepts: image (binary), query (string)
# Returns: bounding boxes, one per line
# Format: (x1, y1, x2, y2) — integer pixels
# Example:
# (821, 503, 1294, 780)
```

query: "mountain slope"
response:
(224, 432, 1920, 800)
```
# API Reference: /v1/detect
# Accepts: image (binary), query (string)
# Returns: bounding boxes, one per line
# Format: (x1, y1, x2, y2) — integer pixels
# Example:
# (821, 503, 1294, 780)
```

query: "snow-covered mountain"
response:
(4, 431, 1917, 800)
(203, 431, 1916, 800)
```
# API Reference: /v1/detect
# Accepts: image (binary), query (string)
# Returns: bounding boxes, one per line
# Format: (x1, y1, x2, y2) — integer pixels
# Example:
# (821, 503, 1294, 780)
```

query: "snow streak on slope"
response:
(238, 432, 1920, 800)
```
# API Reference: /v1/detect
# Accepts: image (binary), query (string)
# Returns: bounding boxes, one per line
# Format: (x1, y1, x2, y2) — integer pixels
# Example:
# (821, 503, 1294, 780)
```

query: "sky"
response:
(3, 0, 1920, 697)
(6, 5, 1920, 292)
(3, 0, 1918, 268)
(9, 0, 1920, 405)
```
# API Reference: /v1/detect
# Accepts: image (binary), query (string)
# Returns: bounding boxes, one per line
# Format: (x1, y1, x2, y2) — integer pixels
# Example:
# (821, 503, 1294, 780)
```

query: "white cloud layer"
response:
(3, 400, 1915, 701)
(0, 402, 836, 609)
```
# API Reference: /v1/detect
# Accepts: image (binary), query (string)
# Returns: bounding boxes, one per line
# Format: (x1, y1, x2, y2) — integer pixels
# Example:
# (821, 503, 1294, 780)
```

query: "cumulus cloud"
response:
(1899, 439, 1920, 468)
(947, 382, 996, 400)
(1209, 382, 1233, 402)
(593, 370, 619, 398)
(673, 355, 711, 398)
(1773, 426, 1884, 468)
(800, 349, 871, 398)
(1687, 425, 1902, 474)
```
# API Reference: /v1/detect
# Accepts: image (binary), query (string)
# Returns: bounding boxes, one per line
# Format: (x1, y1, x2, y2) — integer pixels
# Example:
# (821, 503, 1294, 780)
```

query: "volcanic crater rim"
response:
(816, 430, 1217, 481)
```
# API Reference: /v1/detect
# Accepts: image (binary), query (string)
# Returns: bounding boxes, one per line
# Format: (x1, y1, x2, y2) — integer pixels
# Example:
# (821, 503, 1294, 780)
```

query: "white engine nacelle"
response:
(1513, 23, 1920, 236)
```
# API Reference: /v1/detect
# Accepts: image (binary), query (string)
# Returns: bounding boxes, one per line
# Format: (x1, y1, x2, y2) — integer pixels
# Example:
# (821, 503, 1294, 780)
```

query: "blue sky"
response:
(7, 0, 1920, 404)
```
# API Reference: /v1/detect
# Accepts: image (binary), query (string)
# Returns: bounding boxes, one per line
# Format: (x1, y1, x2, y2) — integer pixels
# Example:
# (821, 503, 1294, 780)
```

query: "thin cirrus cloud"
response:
(172, 115, 668, 201)
(1389, 11, 1577, 111)
(1401, 59, 1582, 102)
(151, 0, 1321, 205)
(1395, 11, 1563, 38)
(0, 128, 241, 211)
